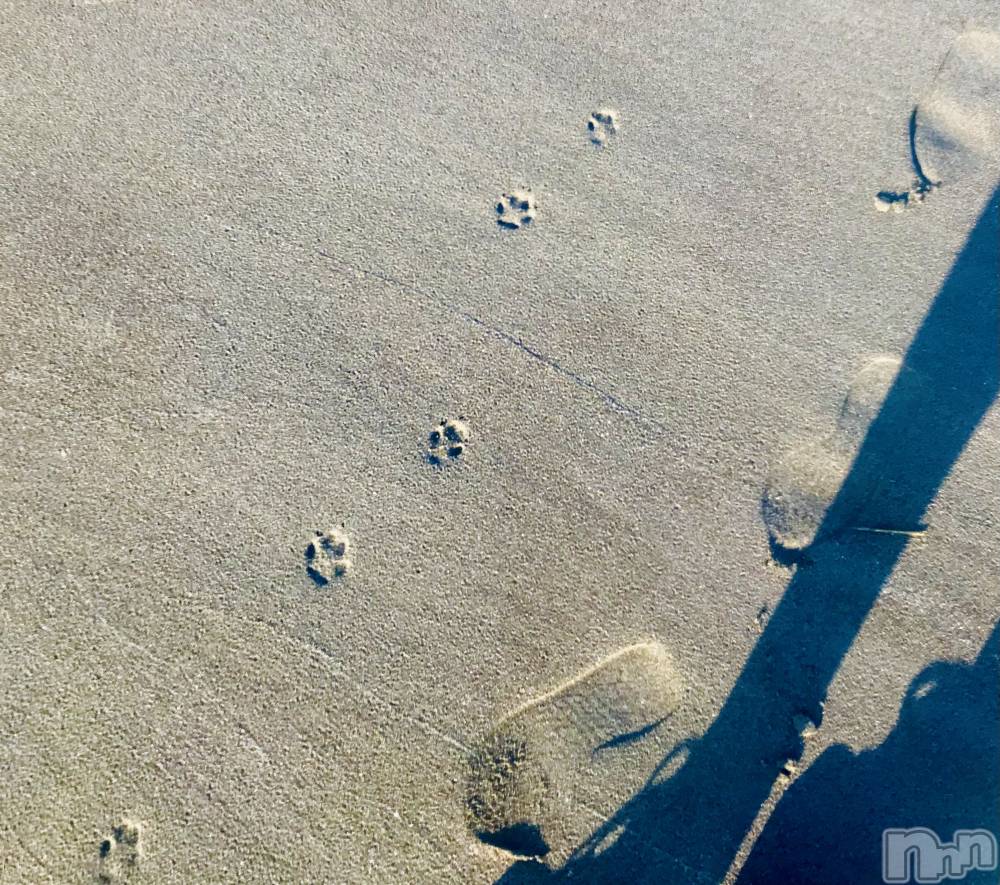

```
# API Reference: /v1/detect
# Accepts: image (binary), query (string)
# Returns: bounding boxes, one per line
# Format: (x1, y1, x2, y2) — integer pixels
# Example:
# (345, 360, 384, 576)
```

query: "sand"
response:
(1, 0, 998, 882)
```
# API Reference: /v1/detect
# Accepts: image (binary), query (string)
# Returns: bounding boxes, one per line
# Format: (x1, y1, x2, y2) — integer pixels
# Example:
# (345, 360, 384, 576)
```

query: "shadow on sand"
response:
(495, 184, 1000, 883)
(738, 619, 999, 885)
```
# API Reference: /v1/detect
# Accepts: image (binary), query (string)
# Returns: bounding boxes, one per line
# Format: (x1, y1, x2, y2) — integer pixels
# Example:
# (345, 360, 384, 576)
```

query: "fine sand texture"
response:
(2, 1, 998, 883)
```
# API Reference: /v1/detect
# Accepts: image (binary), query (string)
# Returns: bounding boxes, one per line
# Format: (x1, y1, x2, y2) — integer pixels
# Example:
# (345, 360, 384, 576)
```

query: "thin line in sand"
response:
(296, 635, 473, 755)
(314, 248, 667, 434)
(11, 829, 52, 878)
(88, 608, 342, 869)
(95, 604, 467, 862)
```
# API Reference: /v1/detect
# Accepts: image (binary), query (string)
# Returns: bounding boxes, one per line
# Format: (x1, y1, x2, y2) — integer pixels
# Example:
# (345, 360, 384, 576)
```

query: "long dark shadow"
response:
(737, 617, 1000, 884)
(497, 184, 999, 883)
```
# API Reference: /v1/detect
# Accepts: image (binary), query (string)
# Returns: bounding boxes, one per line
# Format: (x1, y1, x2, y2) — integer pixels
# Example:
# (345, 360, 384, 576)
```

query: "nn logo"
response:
(883, 828, 998, 883)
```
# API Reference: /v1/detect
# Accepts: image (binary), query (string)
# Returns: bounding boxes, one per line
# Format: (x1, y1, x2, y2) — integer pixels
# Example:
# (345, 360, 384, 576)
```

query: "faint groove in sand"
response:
(404, 714, 472, 755)
(300, 636, 471, 754)
(88, 587, 485, 839)
(87, 609, 339, 870)
(315, 249, 666, 433)
(69, 592, 456, 867)
(92, 609, 279, 774)
(12, 829, 51, 879)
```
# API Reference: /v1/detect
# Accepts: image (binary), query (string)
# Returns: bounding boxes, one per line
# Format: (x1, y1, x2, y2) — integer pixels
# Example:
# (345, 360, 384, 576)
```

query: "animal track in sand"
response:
(427, 417, 470, 466)
(305, 527, 351, 584)
(95, 820, 141, 884)
(876, 30, 1000, 212)
(496, 190, 536, 230)
(466, 642, 683, 866)
(762, 356, 915, 554)
(586, 109, 619, 147)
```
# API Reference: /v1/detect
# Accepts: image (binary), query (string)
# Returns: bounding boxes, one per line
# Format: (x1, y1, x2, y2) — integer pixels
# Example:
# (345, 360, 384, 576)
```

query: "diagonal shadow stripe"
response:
(497, 184, 1000, 884)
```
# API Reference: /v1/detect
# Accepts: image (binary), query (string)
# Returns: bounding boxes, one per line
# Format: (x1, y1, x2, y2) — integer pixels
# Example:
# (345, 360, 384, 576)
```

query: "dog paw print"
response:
(874, 182, 932, 213)
(96, 820, 141, 884)
(496, 190, 536, 230)
(427, 417, 470, 466)
(305, 527, 351, 584)
(587, 109, 619, 147)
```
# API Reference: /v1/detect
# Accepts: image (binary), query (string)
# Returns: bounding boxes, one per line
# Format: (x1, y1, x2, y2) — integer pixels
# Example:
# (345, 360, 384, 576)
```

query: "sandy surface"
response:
(1, 1, 998, 882)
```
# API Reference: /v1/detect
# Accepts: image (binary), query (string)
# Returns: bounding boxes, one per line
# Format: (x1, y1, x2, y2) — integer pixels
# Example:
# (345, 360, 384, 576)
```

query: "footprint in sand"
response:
(876, 30, 1000, 212)
(762, 439, 853, 554)
(95, 820, 141, 884)
(586, 109, 620, 148)
(496, 190, 536, 230)
(427, 417, 470, 467)
(835, 355, 902, 444)
(465, 642, 684, 865)
(305, 527, 351, 584)
(762, 355, 924, 555)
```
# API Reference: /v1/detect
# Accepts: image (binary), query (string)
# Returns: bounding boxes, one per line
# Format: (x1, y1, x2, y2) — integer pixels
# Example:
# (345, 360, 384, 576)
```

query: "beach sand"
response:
(1, 0, 998, 881)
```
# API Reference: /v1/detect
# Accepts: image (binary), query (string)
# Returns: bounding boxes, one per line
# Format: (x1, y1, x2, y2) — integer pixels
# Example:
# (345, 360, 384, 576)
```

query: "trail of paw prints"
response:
(305, 527, 351, 584)
(586, 108, 619, 148)
(761, 356, 928, 561)
(95, 820, 141, 884)
(496, 190, 536, 230)
(876, 29, 1000, 212)
(426, 417, 470, 467)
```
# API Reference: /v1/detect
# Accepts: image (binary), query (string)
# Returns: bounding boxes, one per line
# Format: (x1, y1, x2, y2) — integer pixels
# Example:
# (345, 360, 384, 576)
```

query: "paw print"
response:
(96, 820, 141, 884)
(305, 528, 351, 584)
(496, 190, 536, 230)
(587, 109, 619, 147)
(874, 183, 932, 213)
(427, 417, 470, 466)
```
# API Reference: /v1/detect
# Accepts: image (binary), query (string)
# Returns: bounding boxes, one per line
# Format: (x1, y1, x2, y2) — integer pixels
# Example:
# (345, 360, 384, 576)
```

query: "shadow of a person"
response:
(737, 619, 1000, 885)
